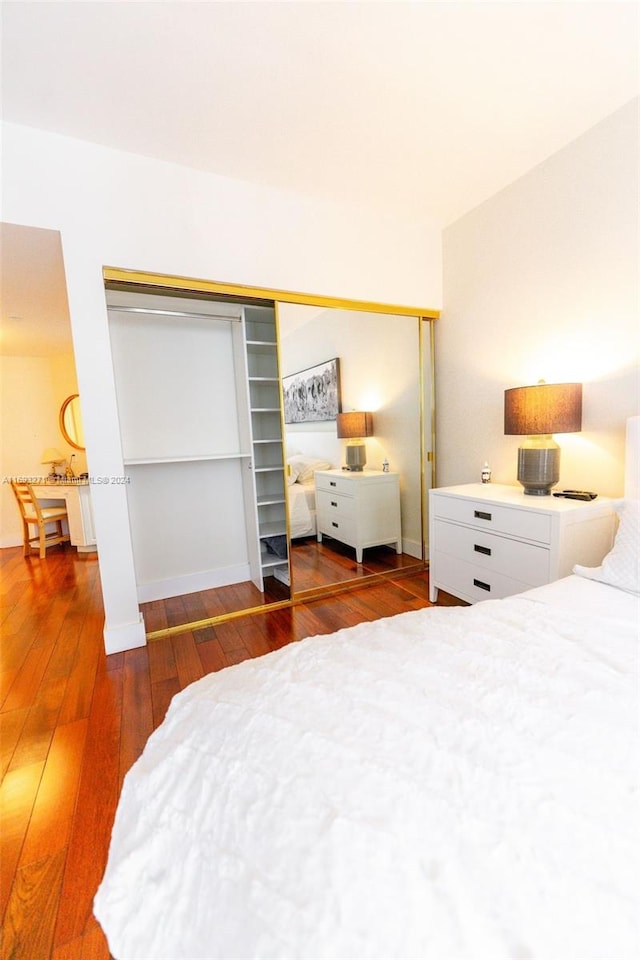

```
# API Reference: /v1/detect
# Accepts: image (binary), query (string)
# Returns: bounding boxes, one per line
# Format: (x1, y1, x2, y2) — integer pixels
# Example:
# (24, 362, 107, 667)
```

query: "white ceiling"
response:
(1, 1, 638, 355)
(0, 223, 73, 356)
(2, 1, 638, 225)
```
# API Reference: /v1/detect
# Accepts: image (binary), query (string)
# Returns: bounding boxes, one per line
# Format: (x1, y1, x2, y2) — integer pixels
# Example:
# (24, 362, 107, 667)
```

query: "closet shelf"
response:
(124, 453, 251, 466)
(259, 521, 287, 538)
(257, 494, 286, 507)
(261, 554, 288, 571)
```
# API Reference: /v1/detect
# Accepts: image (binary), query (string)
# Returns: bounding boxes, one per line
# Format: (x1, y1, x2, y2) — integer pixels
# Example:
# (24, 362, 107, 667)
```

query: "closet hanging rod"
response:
(108, 306, 242, 323)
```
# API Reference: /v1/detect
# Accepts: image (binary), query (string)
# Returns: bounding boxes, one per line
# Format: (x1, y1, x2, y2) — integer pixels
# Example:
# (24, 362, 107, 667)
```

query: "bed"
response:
(287, 479, 318, 539)
(286, 455, 332, 539)
(94, 423, 639, 960)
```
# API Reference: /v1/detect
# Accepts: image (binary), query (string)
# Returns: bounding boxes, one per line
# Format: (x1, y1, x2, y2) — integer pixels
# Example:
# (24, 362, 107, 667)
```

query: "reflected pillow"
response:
(573, 498, 639, 595)
(287, 456, 332, 484)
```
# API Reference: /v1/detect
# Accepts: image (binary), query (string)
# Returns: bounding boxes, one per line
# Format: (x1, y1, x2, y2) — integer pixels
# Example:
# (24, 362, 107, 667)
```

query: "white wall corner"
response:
(103, 613, 147, 655)
(402, 537, 423, 560)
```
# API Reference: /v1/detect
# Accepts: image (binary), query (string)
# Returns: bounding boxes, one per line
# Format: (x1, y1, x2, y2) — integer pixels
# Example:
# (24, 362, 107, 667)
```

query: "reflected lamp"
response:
(504, 381, 582, 495)
(336, 412, 374, 472)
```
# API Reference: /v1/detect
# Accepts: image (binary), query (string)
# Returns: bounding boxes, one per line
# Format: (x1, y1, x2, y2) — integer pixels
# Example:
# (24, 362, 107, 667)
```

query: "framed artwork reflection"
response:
(282, 357, 342, 424)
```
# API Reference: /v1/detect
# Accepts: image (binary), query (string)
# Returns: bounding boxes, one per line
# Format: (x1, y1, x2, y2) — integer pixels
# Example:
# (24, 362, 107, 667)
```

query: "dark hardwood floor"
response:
(290, 536, 422, 593)
(0, 544, 463, 960)
(140, 539, 423, 631)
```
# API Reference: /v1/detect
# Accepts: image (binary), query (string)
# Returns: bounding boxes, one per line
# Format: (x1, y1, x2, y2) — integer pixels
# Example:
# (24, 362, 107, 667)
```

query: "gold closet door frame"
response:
(103, 266, 439, 640)
(103, 266, 440, 319)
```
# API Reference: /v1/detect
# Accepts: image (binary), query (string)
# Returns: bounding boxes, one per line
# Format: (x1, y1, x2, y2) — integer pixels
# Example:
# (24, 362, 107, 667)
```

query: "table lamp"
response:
(336, 411, 374, 471)
(41, 447, 65, 481)
(504, 381, 582, 495)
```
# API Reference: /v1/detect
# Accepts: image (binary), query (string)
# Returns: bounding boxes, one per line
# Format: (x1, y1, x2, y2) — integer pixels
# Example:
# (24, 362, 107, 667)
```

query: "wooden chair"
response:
(11, 481, 71, 558)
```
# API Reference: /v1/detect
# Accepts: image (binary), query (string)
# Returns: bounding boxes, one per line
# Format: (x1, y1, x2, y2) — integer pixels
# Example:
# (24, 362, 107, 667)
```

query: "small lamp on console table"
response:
(336, 411, 374, 472)
(504, 381, 582, 495)
(41, 447, 65, 482)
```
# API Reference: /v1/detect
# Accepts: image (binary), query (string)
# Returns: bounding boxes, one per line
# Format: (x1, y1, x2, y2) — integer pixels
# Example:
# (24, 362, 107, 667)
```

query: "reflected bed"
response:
(286, 456, 332, 540)
(287, 478, 317, 539)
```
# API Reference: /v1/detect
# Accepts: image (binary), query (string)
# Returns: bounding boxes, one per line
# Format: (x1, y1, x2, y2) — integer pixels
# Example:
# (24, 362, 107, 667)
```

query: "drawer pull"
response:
(474, 544, 491, 556)
(473, 578, 491, 592)
(330, 481, 337, 487)
(474, 510, 492, 521)
(331, 501, 338, 507)
(332, 521, 339, 528)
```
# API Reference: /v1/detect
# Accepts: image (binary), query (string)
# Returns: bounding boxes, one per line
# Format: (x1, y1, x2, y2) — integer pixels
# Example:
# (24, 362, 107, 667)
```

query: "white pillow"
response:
(286, 456, 332, 484)
(286, 463, 300, 486)
(573, 499, 639, 595)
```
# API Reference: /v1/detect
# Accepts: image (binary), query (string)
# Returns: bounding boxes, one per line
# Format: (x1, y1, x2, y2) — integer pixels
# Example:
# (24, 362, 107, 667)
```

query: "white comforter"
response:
(287, 480, 316, 539)
(95, 577, 639, 960)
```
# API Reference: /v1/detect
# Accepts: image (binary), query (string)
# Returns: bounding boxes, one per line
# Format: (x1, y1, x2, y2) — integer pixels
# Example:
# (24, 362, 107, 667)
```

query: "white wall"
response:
(1, 123, 441, 651)
(0, 352, 84, 546)
(439, 99, 639, 497)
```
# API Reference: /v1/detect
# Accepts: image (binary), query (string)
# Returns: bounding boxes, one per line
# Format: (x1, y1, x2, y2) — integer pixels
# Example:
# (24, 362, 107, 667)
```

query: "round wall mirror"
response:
(59, 394, 85, 450)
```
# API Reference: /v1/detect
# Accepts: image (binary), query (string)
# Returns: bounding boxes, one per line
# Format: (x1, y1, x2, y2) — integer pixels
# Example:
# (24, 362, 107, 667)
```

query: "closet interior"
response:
(106, 286, 289, 609)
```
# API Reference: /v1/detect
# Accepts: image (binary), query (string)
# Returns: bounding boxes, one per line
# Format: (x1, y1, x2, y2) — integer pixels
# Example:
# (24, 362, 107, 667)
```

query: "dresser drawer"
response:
(318, 514, 357, 546)
(432, 494, 551, 544)
(314, 473, 356, 497)
(433, 519, 550, 584)
(316, 489, 356, 522)
(431, 551, 538, 603)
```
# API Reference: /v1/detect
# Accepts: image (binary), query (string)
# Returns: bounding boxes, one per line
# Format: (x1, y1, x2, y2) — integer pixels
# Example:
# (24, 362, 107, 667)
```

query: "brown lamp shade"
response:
(336, 411, 374, 439)
(504, 383, 582, 436)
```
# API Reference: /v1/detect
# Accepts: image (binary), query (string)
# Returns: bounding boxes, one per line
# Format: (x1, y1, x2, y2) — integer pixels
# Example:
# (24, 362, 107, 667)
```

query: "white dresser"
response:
(428, 483, 614, 604)
(32, 481, 97, 552)
(315, 469, 402, 562)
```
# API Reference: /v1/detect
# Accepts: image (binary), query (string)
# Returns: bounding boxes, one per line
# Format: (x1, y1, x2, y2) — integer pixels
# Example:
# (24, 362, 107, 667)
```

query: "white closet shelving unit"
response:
(242, 306, 288, 588)
(106, 290, 288, 603)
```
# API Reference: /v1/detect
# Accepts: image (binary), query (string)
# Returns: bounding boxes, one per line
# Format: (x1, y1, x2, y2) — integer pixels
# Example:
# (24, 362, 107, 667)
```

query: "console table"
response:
(32, 481, 97, 552)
